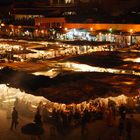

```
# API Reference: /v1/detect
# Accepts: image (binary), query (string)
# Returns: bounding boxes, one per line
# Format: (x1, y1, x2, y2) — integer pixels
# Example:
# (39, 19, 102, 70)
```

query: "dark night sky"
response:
(0, 0, 139, 4)
(0, 0, 139, 6)
(101, 0, 140, 15)
(0, 0, 11, 4)
(0, 0, 48, 4)
(0, 0, 140, 16)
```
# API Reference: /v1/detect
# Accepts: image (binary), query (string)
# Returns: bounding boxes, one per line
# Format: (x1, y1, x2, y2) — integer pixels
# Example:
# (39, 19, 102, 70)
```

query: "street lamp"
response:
(129, 29, 133, 34)
(109, 28, 112, 33)
(90, 27, 93, 31)
(1, 23, 5, 27)
(0, 23, 5, 33)
(64, 27, 68, 31)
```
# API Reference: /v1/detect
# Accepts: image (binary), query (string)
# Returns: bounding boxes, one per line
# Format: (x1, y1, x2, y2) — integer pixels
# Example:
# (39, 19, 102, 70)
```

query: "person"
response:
(118, 118, 124, 136)
(106, 107, 113, 126)
(126, 119, 132, 140)
(119, 104, 127, 120)
(34, 109, 42, 126)
(81, 111, 89, 136)
(33, 109, 43, 140)
(10, 107, 18, 130)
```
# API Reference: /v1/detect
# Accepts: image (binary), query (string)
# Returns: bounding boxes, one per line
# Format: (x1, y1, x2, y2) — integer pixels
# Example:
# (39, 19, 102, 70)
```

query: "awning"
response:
(0, 67, 139, 104)
(95, 29, 129, 35)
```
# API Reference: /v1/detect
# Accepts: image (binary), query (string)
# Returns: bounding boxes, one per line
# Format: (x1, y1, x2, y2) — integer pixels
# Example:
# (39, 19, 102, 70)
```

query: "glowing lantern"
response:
(109, 28, 112, 32)
(90, 27, 93, 31)
(64, 27, 68, 31)
(129, 29, 133, 34)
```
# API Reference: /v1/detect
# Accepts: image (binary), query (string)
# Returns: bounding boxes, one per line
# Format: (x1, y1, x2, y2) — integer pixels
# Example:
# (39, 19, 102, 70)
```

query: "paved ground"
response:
(0, 109, 140, 140)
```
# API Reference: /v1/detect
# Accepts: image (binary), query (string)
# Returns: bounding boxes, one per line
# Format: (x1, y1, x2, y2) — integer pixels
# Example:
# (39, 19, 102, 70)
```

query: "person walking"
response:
(33, 109, 43, 140)
(126, 119, 132, 140)
(34, 109, 42, 126)
(10, 107, 18, 130)
(118, 118, 125, 136)
(119, 104, 127, 120)
(81, 111, 89, 136)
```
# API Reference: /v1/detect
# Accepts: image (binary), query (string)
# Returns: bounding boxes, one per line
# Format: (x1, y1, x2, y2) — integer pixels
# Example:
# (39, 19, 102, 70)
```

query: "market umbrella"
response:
(0, 67, 140, 104)
(37, 78, 120, 104)
(95, 29, 129, 35)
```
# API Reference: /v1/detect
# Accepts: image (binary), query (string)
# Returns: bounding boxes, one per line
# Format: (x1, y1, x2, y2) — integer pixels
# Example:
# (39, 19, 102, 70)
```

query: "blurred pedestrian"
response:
(10, 107, 18, 130)
(118, 118, 125, 136)
(34, 109, 42, 126)
(126, 119, 132, 140)
(81, 112, 88, 136)
(119, 104, 127, 120)
(107, 107, 113, 126)
(34, 109, 43, 140)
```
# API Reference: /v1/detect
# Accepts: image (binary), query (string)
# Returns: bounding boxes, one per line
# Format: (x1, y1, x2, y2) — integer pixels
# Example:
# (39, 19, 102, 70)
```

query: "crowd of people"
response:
(10, 97, 138, 140)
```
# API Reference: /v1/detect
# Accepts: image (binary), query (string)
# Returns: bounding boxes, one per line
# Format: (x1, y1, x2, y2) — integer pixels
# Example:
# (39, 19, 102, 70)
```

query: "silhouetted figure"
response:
(74, 109, 81, 126)
(11, 107, 18, 130)
(81, 111, 89, 136)
(118, 118, 124, 136)
(119, 104, 127, 120)
(34, 109, 42, 140)
(34, 109, 42, 126)
(126, 119, 132, 140)
(106, 107, 113, 126)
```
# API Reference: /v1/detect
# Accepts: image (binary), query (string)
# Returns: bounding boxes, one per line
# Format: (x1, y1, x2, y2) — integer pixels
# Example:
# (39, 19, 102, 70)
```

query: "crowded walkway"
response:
(0, 108, 140, 140)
